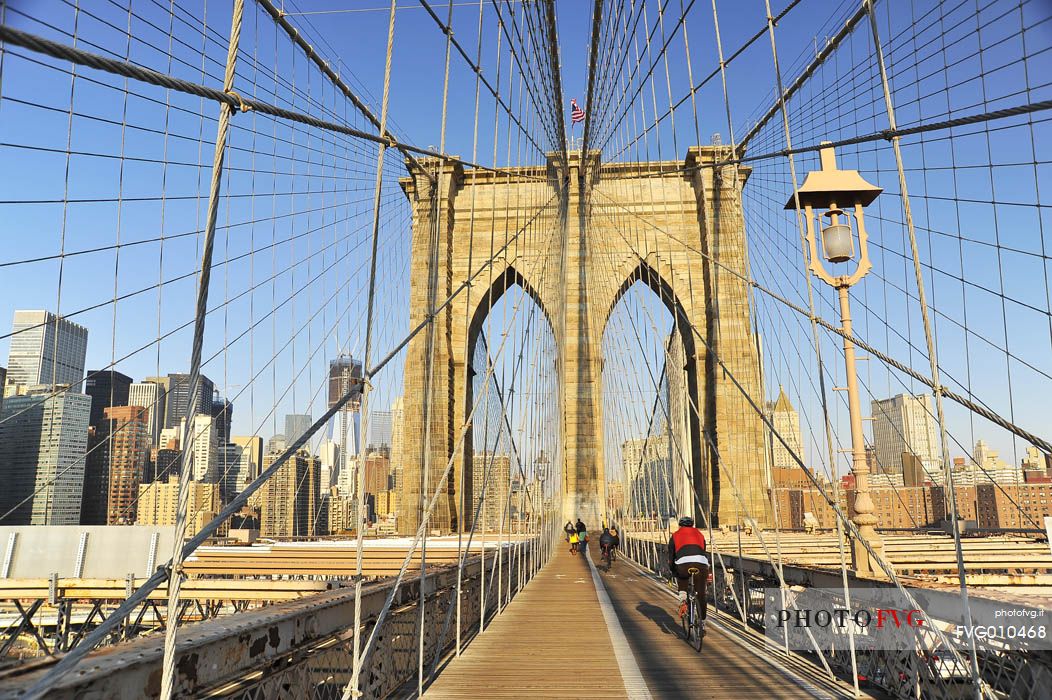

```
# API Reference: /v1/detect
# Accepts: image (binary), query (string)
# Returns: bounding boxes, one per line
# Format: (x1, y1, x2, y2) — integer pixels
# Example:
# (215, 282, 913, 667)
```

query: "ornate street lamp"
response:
(786, 141, 885, 577)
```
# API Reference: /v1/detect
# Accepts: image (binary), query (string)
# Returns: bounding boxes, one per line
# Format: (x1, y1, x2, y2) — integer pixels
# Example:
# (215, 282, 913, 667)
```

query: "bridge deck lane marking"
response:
(423, 545, 629, 699)
(585, 548, 653, 699)
(596, 557, 853, 699)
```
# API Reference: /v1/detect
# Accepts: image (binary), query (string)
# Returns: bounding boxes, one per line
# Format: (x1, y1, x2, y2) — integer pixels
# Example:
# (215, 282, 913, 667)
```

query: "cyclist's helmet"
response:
(678, 516, 694, 527)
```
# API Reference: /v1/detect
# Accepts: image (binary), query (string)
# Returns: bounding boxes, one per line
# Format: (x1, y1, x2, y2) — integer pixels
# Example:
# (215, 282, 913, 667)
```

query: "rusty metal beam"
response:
(0, 555, 498, 699)
(0, 578, 331, 602)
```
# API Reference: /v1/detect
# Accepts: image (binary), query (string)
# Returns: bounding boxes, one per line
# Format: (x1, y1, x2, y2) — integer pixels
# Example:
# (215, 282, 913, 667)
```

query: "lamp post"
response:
(535, 450, 549, 556)
(786, 142, 885, 577)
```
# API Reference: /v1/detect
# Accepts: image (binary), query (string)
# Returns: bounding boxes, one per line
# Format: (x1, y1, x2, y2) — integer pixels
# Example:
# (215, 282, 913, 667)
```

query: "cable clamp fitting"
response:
(226, 89, 252, 114)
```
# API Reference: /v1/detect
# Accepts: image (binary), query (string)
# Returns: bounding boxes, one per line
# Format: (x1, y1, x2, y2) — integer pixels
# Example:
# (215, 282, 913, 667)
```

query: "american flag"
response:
(570, 98, 585, 124)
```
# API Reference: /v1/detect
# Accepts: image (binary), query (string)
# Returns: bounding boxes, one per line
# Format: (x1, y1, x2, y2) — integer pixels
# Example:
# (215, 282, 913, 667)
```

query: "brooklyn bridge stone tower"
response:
(398, 146, 770, 534)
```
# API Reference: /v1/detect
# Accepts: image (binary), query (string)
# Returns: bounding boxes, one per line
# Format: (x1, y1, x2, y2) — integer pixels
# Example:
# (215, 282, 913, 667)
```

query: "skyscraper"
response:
(664, 332, 693, 518)
(328, 356, 364, 494)
(871, 394, 941, 477)
(284, 413, 313, 446)
(622, 434, 680, 520)
(6, 310, 88, 388)
(231, 435, 263, 489)
(364, 451, 392, 493)
(136, 476, 223, 534)
(151, 446, 180, 484)
(158, 425, 181, 450)
(318, 439, 340, 491)
(769, 386, 803, 471)
(332, 410, 361, 493)
(266, 434, 288, 455)
(212, 397, 234, 445)
(328, 356, 363, 409)
(221, 435, 262, 500)
(81, 369, 135, 524)
(367, 411, 393, 449)
(163, 373, 215, 430)
(129, 381, 166, 446)
(390, 396, 404, 493)
(259, 449, 320, 538)
(337, 452, 357, 498)
(84, 370, 132, 430)
(1022, 446, 1050, 472)
(218, 443, 245, 503)
(973, 439, 1007, 470)
(471, 452, 512, 532)
(0, 388, 90, 524)
(103, 405, 150, 525)
(83, 427, 111, 525)
(181, 414, 218, 482)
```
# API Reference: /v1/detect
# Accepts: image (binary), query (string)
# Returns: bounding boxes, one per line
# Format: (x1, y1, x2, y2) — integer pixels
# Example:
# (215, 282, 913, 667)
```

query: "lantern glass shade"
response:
(821, 222, 854, 263)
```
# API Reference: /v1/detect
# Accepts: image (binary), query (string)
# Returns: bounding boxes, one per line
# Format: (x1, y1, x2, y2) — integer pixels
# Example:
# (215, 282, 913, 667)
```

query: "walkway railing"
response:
(623, 533, 1051, 700)
(0, 543, 538, 699)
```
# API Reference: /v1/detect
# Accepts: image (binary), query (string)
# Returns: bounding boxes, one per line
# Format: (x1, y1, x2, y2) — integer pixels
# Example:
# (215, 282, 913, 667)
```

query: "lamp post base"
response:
(850, 526, 887, 579)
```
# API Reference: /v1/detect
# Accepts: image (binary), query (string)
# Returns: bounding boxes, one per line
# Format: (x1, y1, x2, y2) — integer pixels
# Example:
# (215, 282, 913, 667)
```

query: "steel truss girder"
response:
(0, 554, 500, 699)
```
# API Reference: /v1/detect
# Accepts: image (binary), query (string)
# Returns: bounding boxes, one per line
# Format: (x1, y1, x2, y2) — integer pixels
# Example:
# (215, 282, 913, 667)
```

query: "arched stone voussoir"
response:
(596, 251, 704, 341)
(465, 261, 559, 367)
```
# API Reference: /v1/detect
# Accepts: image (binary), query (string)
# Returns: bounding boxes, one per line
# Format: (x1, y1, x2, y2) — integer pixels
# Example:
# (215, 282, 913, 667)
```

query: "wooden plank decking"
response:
(425, 543, 628, 698)
(424, 545, 855, 699)
(596, 557, 831, 699)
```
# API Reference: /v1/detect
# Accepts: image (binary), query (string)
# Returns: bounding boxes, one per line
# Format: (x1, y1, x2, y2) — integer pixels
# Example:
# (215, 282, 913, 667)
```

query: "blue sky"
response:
(1, 0, 1050, 485)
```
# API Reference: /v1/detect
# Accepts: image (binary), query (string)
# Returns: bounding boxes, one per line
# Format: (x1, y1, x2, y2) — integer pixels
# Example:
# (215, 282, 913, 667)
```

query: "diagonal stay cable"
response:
(589, 188, 1052, 456)
(22, 186, 557, 699)
(0, 23, 550, 181)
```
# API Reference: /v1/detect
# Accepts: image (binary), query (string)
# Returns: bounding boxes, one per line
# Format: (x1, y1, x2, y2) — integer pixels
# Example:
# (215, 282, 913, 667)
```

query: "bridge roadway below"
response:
(423, 544, 859, 699)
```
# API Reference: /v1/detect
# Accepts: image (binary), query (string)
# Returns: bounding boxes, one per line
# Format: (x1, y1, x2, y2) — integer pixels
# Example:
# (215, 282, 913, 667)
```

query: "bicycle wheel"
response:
(679, 582, 692, 642)
(690, 599, 704, 652)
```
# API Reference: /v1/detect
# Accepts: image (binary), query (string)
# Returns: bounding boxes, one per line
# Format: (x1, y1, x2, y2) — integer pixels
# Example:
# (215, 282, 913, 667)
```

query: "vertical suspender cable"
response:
(708, 0, 754, 629)
(160, 1, 244, 698)
(751, 27, 870, 661)
(454, 0, 487, 660)
(348, 1, 399, 696)
(761, 0, 860, 678)
(417, 0, 458, 691)
(861, 2, 985, 696)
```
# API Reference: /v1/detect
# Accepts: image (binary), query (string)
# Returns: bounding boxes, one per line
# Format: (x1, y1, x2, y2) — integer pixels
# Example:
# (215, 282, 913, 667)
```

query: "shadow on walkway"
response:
(635, 600, 681, 637)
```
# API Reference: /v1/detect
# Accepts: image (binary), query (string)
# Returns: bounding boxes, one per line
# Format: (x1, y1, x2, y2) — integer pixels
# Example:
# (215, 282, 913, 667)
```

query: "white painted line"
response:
(619, 557, 842, 700)
(585, 550, 653, 700)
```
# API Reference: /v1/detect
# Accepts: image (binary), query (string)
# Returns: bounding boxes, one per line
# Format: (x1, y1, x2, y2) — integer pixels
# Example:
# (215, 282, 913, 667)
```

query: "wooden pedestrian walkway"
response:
(425, 544, 629, 698)
(424, 546, 859, 699)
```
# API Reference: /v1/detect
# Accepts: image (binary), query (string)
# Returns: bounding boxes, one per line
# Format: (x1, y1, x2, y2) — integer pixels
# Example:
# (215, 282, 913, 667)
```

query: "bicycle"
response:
(601, 544, 616, 569)
(679, 566, 705, 652)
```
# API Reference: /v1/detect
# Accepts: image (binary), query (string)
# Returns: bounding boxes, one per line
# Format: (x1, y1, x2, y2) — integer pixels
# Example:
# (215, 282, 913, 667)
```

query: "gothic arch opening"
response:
(461, 265, 559, 533)
(600, 261, 711, 530)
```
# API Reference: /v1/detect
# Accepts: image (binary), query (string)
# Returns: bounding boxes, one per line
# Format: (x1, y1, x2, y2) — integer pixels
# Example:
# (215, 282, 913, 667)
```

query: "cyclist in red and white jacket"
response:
(668, 516, 709, 630)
